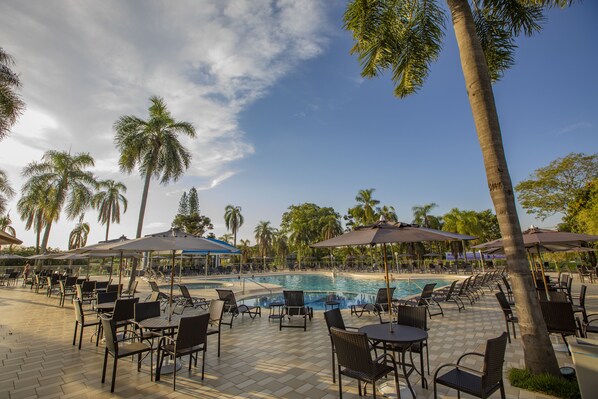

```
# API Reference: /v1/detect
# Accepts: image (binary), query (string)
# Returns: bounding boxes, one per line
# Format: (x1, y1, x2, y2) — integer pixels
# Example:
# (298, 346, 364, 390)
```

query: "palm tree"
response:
(378, 205, 397, 222)
(0, 47, 25, 141)
(224, 205, 244, 247)
(254, 221, 274, 259)
(320, 213, 342, 241)
(68, 214, 90, 250)
(239, 239, 252, 264)
(114, 95, 196, 287)
(17, 183, 49, 253)
(344, 0, 569, 375)
(0, 169, 15, 215)
(0, 212, 17, 251)
(21, 150, 96, 252)
(219, 233, 233, 244)
(272, 230, 290, 267)
(412, 203, 439, 228)
(92, 179, 128, 241)
(354, 188, 380, 225)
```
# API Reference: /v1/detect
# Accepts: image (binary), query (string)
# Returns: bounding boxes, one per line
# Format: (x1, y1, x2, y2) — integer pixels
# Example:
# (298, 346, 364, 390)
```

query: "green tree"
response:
(171, 188, 213, 236)
(516, 153, 598, 221)
(17, 183, 50, 253)
(0, 212, 15, 237)
(188, 187, 199, 214)
(344, 0, 572, 375)
(0, 47, 25, 141)
(239, 239, 252, 264)
(378, 205, 398, 222)
(21, 150, 96, 252)
(224, 205, 244, 247)
(114, 96, 196, 288)
(177, 192, 189, 215)
(353, 188, 380, 225)
(219, 233, 233, 244)
(0, 169, 15, 215)
(560, 179, 598, 235)
(273, 230, 290, 267)
(92, 179, 128, 241)
(254, 221, 274, 258)
(68, 214, 90, 250)
(412, 203, 439, 228)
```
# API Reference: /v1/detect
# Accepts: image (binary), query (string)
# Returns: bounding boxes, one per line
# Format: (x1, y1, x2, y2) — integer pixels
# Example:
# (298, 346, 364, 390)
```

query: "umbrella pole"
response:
(108, 256, 114, 283)
(537, 244, 550, 298)
(179, 252, 183, 284)
(169, 250, 175, 322)
(118, 252, 123, 298)
(382, 243, 393, 333)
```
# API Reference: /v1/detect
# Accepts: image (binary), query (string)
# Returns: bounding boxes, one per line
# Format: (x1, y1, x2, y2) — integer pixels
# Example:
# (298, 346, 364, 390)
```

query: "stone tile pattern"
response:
(1, 274, 595, 399)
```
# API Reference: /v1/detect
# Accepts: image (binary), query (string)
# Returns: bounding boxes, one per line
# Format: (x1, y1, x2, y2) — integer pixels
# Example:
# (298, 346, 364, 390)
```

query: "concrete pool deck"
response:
(1, 271, 596, 398)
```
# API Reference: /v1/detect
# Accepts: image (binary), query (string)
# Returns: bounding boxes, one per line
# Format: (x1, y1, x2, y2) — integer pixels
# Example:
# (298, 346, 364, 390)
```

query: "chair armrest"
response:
(375, 352, 398, 368)
(457, 352, 484, 364)
(158, 335, 176, 347)
(433, 363, 485, 380)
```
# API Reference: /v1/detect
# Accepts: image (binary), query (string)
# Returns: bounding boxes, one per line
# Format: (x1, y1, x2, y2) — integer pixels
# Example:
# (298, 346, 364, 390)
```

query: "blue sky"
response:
(1, 1, 596, 249)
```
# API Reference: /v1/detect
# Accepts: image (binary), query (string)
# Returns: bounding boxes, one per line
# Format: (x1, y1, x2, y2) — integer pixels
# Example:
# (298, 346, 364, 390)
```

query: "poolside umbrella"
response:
(101, 228, 235, 320)
(0, 230, 22, 246)
(474, 226, 598, 293)
(76, 236, 133, 289)
(313, 216, 475, 330)
(0, 253, 25, 259)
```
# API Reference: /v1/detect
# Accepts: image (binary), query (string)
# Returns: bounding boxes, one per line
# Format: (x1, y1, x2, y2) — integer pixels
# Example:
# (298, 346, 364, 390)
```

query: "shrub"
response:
(508, 368, 581, 399)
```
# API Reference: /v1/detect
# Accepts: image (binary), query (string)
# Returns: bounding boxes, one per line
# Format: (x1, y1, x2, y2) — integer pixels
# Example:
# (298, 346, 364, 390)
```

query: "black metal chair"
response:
(174, 284, 209, 313)
(402, 283, 444, 319)
(330, 327, 400, 399)
(206, 299, 225, 357)
(434, 332, 508, 399)
(72, 299, 101, 350)
(324, 308, 362, 383)
(216, 289, 261, 328)
(393, 304, 429, 383)
(58, 280, 76, 307)
(572, 285, 588, 324)
(280, 290, 313, 331)
(100, 315, 153, 393)
(133, 301, 162, 346)
(540, 300, 579, 355)
(156, 313, 210, 390)
(495, 292, 518, 343)
(433, 280, 465, 311)
(350, 287, 396, 319)
(77, 281, 96, 306)
(112, 297, 140, 336)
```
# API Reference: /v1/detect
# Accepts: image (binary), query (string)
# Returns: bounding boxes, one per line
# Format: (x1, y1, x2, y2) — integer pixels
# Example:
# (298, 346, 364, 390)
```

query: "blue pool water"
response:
(187, 274, 453, 310)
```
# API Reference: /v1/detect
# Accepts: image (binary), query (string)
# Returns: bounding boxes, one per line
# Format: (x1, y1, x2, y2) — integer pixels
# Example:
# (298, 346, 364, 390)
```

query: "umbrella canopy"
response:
(474, 226, 598, 251)
(0, 230, 22, 245)
(75, 235, 131, 255)
(28, 252, 61, 260)
(182, 237, 241, 254)
(424, 253, 443, 257)
(0, 253, 25, 259)
(312, 219, 475, 248)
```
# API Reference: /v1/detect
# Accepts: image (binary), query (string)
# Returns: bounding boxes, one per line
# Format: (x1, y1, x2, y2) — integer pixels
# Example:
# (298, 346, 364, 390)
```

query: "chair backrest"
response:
(216, 289, 238, 311)
(444, 280, 458, 300)
(457, 277, 470, 295)
(501, 275, 511, 292)
(176, 313, 210, 350)
(396, 304, 427, 330)
(324, 308, 346, 333)
(107, 284, 122, 293)
(112, 297, 140, 323)
(208, 300, 225, 327)
(73, 298, 85, 323)
(495, 291, 512, 313)
(179, 284, 192, 299)
(100, 315, 118, 355)
(134, 301, 161, 322)
(58, 280, 67, 293)
(375, 287, 396, 304)
(481, 332, 508, 388)
(147, 291, 160, 302)
(419, 283, 437, 301)
(579, 285, 587, 308)
(81, 280, 95, 292)
(76, 284, 83, 300)
(540, 301, 577, 334)
(283, 290, 307, 316)
(124, 280, 138, 294)
(95, 281, 109, 291)
(97, 291, 118, 304)
(149, 280, 160, 292)
(330, 327, 374, 376)
(548, 291, 568, 303)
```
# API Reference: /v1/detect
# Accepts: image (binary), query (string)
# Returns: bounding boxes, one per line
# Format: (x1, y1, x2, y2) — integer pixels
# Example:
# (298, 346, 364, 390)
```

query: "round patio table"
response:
(360, 323, 428, 398)
(95, 302, 115, 312)
(138, 315, 183, 374)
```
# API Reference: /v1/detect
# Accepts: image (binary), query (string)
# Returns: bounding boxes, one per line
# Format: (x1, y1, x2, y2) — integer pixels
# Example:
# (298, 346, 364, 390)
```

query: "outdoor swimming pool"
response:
(187, 274, 453, 310)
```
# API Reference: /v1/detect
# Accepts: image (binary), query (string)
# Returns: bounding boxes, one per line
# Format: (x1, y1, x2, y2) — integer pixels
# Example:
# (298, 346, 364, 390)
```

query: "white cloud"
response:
(557, 122, 593, 135)
(0, 0, 331, 248)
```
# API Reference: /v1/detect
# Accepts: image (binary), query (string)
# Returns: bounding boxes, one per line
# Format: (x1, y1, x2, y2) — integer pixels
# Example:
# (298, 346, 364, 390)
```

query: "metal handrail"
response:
(242, 276, 273, 295)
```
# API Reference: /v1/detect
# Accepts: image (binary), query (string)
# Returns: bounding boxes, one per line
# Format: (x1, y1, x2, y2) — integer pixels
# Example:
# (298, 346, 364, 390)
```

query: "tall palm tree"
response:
(0, 47, 25, 141)
(320, 213, 342, 241)
(17, 183, 50, 253)
(412, 203, 439, 228)
(68, 214, 90, 250)
(254, 221, 274, 259)
(219, 233, 233, 244)
(378, 205, 397, 222)
(92, 179, 128, 241)
(344, 0, 570, 375)
(354, 188, 380, 225)
(224, 205, 244, 247)
(114, 95, 196, 288)
(0, 169, 15, 215)
(0, 212, 15, 236)
(21, 150, 96, 252)
(239, 239, 252, 264)
(272, 230, 290, 266)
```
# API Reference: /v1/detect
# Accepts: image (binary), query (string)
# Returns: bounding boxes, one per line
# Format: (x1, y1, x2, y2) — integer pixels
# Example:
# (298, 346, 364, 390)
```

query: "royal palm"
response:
(0, 47, 25, 141)
(344, 0, 570, 375)
(92, 179, 128, 241)
(114, 95, 196, 286)
(224, 205, 244, 247)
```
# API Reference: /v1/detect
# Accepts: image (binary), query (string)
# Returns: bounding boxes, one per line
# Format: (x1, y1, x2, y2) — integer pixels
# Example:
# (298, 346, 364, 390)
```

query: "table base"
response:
(378, 380, 414, 399)
(157, 360, 182, 375)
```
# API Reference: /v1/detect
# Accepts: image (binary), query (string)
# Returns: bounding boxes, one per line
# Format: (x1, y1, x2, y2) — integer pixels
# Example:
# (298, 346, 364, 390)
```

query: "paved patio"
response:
(1, 273, 595, 399)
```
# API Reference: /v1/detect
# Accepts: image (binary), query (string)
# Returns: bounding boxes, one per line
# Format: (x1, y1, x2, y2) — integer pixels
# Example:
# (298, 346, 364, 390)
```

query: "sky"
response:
(0, 0, 596, 250)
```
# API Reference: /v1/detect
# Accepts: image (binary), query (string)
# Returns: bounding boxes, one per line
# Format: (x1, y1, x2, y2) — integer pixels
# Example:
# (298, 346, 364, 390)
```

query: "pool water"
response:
(201, 274, 452, 311)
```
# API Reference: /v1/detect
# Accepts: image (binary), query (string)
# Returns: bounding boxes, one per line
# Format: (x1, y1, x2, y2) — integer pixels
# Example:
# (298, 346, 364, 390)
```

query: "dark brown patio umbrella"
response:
(312, 217, 475, 329)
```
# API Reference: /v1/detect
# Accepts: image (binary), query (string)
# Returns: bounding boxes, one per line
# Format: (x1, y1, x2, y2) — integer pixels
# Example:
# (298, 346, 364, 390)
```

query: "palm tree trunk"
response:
(128, 170, 153, 290)
(105, 203, 112, 241)
(446, 0, 560, 376)
(105, 218, 111, 241)
(40, 222, 52, 253)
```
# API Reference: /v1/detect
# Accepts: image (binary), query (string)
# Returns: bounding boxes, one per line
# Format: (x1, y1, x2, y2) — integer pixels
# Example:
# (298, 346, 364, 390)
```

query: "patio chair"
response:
(572, 285, 588, 324)
(112, 297, 140, 336)
(120, 281, 138, 298)
(401, 283, 444, 319)
(280, 290, 313, 331)
(58, 280, 76, 307)
(100, 315, 153, 393)
(540, 300, 580, 355)
(96, 291, 118, 313)
(433, 280, 464, 312)
(156, 313, 210, 390)
(577, 265, 594, 284)
(581, 313, 598, 337)
(106, 283, 122, 294)
(495, 292, 518, 343)
(133, 301, 162, 346)
(77, 281, 96, 306)
(324, 308, 363, 383)
(350, 287, 396, 319)
(433, 332, 508, 399)
(216, 289, 261, 328)
(72, 299, 101, 350)
(94, 280, 110, 293)
(174, 284, 209, 314)
(206, 299, 225, 357)
(330, 327, 400, 399)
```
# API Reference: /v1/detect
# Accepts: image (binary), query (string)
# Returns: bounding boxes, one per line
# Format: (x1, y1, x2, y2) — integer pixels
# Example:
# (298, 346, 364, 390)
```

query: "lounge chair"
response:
(432, 280, 464, 312)
(216, 289, 261, 328)
(350, 287, 396, 320)
(400, 283, 443, 319)
(174, 285, 209, 314)
(280, 290, 313, 331)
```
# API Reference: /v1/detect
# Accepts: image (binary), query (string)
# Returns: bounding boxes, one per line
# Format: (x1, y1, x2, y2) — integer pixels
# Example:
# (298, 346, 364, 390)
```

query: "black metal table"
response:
(360, 323, 428, 398)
